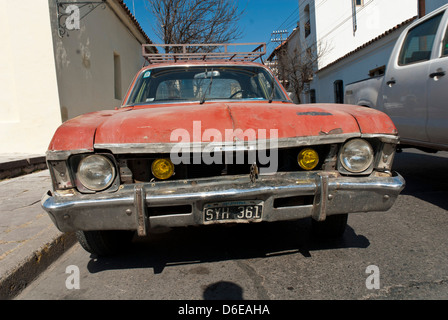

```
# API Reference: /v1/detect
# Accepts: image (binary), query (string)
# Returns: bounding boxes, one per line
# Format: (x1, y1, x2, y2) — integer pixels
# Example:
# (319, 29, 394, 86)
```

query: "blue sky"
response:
(123, 0, 300, 55)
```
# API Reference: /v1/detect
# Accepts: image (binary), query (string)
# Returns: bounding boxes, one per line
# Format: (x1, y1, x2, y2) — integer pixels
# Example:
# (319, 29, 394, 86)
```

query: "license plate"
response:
(203, 200, 263, 224)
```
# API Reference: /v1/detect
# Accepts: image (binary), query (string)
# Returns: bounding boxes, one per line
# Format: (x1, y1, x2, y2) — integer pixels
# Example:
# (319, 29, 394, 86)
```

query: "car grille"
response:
(117, 145, 335, 183)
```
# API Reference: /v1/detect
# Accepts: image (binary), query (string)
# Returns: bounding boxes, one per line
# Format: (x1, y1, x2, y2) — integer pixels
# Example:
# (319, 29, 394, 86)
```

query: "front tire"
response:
(76, 230, 135, 256)
(311, 214, 348, 238)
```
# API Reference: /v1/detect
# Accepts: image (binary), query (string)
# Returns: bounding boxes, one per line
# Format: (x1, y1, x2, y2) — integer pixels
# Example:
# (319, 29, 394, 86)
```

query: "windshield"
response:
(125, 65, 289, 106)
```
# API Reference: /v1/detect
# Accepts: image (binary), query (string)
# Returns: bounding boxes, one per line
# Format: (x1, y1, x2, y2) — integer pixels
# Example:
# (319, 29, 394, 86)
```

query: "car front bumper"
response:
(41, 171, 405, 235)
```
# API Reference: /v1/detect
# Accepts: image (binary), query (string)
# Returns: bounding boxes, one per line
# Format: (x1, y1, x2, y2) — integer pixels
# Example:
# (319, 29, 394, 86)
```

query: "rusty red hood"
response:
(48, 102, 397, 152)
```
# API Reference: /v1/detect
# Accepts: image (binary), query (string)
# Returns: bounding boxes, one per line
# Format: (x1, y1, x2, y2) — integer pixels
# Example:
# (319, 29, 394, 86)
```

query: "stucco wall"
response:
(313, 0, 418, 70)
(297, 0, 419, 104)
(0, 0, 62, 154)
(311, 0, 448, 104)
(0, 0, 148, 154)
(314, 28, 403, 103)
(48, 0, 146, 121)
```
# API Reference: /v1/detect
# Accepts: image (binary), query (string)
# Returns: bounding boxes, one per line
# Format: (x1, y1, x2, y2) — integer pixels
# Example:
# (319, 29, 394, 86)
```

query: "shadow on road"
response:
(86, 218, 369, 275)
(392, 149, 448, 210)
(83, 149, 448, 277)
(203, 281, 244, 300)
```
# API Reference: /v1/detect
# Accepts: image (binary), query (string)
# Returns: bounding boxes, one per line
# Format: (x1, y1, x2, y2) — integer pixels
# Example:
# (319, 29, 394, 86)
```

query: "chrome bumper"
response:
(41, 171, 405, 235)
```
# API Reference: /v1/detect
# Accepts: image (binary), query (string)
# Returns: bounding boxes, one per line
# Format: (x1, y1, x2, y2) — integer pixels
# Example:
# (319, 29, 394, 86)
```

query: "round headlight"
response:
(77, 155, 116, 191)
(151, 158, 174, 180)
(298, 148, 319, 170)
(339, 139, 374, 173)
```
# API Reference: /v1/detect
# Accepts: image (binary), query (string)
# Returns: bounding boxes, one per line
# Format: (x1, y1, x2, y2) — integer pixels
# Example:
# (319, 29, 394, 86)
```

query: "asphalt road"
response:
(15, 148, 448, 302)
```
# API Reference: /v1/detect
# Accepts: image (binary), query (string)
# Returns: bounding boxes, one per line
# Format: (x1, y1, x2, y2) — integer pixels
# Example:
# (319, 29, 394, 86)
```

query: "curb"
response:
(0, 156, 47, 180)
(0, 232, 76, 300)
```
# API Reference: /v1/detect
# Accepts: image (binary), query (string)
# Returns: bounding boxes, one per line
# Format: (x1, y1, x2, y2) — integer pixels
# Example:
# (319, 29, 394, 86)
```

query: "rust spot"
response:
(319, 128, 343, 135)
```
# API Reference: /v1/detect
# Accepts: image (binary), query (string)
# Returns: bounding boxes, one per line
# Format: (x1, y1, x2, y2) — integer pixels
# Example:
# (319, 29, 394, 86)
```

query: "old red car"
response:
(42, 43, 405, 256)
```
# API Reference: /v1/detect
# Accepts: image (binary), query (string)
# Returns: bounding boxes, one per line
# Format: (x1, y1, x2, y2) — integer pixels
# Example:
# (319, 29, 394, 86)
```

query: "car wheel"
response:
(311, 214, 348, 238)
(76, 230, 135, 256)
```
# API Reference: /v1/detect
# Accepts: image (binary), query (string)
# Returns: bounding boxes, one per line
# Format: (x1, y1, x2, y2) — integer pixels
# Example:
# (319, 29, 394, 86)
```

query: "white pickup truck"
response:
(345, 4, 448, 152)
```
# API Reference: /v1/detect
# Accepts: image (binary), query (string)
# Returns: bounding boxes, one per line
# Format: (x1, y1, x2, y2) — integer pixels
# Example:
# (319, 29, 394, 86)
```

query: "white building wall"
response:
(298, 0, 419, 103)
(48, 0, 147, 121)
(315, 27, 404, 103)
(311, 0, 418, 69)
(0, 0, 149, 155)
(299, 1, 318, 50)
(0, 0, 62, 154)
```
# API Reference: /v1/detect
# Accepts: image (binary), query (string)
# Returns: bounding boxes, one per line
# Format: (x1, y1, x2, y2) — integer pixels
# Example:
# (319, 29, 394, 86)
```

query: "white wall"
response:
(314, 27, 404, 103)
(297, 0, 419, 104)
(48, 0, 146, 121)
(299, 0, 318, 50)
(0, 0, 149, 154)
(313, 0, 418, 69)
(0, 0, 62, 154)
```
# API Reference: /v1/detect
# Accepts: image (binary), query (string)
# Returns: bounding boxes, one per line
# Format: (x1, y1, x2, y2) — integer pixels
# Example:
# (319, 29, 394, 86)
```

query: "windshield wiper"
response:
(200, 69, 214, 104)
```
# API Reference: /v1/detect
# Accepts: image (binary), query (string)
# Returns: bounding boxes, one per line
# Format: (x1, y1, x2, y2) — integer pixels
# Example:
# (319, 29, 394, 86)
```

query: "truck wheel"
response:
(311, 214, 348, 238)
(76, 230, 135, 256)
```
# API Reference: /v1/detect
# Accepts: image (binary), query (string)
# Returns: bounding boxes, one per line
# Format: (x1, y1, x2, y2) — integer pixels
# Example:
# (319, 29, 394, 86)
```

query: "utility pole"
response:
(270, 30, 288, 44)
(269, 30, 289, 86)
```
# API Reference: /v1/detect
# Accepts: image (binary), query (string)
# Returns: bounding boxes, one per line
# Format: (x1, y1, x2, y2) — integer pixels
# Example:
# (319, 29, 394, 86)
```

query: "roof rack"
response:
(142, 43, 266, 64)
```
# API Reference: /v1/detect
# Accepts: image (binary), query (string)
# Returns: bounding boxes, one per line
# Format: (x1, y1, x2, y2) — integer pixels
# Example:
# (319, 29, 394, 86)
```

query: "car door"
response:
(426, 10, 448, 147)
(382, 11, 444, 143)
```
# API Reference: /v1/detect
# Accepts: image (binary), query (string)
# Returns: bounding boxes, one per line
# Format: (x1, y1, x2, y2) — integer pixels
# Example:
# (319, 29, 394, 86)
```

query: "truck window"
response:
(398, 12, 443, 65)
(442, 23, 448, 56)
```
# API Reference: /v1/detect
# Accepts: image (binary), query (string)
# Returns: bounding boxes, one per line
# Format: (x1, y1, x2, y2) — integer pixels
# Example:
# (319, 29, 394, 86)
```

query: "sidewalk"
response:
(0, 154, 47, 180)
(0, 154, 76, 299)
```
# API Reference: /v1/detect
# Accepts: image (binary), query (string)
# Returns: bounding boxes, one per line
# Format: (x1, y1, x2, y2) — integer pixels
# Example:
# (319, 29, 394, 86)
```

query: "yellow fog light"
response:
(298, 148, 319, 171)
(151, 158, 174, 180)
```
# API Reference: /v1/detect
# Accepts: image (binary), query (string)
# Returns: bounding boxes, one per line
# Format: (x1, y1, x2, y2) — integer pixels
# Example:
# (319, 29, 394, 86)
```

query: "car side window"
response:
(441, 20, 448, 57)
(398, 12, 443, 65)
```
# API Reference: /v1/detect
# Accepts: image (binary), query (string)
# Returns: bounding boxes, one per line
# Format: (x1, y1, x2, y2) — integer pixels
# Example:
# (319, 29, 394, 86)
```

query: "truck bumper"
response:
(41, 171, 405, 235)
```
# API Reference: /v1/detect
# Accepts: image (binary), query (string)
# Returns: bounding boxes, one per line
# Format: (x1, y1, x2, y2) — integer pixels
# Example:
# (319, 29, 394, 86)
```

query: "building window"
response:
(305, 20, 311, 38)
(352, 0, 359, 34)
(369, 65, 386, 77)
(114, 53, 122, 100)
(310, 89, 316, 103)
(304, 4, 311, 38)
(334, 80, 344, 104)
